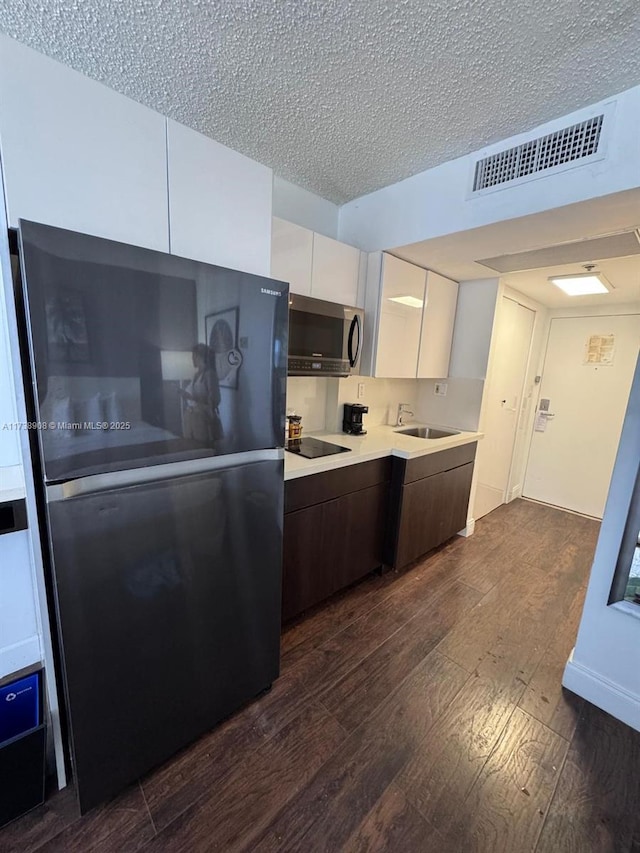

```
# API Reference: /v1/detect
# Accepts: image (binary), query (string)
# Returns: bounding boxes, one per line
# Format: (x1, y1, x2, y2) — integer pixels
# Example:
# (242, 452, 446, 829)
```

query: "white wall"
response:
(0, 265, 23, 492)
(445, 278, 501, 532)
(416, 378, 485, 432)
(449, 278, 500, 380)
(563, 353, 640, 732)
(272, 176, 339, 240)
(339, 87, 640, 252)
(0, 33, 170, 253)
(168, 119, 272, 276)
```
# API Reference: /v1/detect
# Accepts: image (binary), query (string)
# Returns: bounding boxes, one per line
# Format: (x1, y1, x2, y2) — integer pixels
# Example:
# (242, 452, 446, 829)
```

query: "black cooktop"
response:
(285, 437, 352, 459)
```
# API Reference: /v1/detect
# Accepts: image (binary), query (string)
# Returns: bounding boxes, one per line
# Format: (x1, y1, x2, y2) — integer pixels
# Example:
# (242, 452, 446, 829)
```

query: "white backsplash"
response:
(285, 376, 330, 432)
(326, 376, 420, 433)
(286, 374, 485, 435)
(416, 377, 485, 431)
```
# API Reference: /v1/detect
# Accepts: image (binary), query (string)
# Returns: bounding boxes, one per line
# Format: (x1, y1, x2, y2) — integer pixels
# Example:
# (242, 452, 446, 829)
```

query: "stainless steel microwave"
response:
(288, 294, 363, 377)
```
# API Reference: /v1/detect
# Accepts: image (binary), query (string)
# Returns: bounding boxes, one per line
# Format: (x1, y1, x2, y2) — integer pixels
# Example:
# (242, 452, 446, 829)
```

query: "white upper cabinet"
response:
(270, 218, 362, 305)
(311, 233, 361, 306)
(417, 271, 459, 378)
(374, 254, 426, 378)
(362, 253, 458, 379)
(167, 120, 272, 277)
(0, 35, 169, 252)
(271, 217, 313, 295)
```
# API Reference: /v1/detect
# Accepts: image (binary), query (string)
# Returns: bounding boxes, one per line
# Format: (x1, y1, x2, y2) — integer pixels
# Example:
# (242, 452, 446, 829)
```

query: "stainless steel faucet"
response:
(396, 402, 414, 426)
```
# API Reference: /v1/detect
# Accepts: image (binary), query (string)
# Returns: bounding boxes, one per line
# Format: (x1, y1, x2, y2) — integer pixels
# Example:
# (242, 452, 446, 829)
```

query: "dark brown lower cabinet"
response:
(282, 444, 477, 620)
(282, 459, 390, 622)
(386, 442, 477, 569)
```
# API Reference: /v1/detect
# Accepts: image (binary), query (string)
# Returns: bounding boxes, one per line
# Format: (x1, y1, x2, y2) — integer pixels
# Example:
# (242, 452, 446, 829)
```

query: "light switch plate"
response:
(434, 382, 448, 396)
(357, 383, 365, 399)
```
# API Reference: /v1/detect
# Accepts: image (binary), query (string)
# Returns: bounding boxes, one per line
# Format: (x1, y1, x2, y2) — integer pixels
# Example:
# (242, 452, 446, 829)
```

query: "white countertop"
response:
(284, 424, 483, 480)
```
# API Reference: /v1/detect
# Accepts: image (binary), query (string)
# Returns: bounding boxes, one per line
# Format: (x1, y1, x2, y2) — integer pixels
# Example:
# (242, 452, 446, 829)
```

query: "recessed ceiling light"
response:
(548, 273, 611, 296)
(388, 295, 424, 308)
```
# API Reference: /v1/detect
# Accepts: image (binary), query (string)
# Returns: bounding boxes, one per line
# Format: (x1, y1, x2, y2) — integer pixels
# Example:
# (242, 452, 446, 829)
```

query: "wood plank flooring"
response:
(3, 499, 639, 853)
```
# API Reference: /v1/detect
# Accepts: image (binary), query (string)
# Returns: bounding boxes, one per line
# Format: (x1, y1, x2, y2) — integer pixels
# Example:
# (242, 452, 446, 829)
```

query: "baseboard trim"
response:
(458, 517, 475, 538)
(508, 484, 522, 502)
(563, 652, 640, 734)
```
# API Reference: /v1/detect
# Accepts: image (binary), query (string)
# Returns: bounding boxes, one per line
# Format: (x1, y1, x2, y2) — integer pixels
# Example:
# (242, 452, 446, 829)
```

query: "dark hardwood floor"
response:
(3, 499, 640, 853)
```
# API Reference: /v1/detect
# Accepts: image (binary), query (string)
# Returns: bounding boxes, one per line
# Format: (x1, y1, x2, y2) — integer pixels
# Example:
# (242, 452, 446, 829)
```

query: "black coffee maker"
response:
(343, 403, 368, 435)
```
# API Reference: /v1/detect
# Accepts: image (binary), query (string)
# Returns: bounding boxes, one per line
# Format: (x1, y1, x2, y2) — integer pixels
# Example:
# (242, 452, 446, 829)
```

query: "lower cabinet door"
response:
(439, 462, 474, 543)
(336, 483, 388, 588)
(282, 482, 388, 621)
(282, 500, 333, 622)
(396, 472, 445, 568)
(395, 462, 474, 568)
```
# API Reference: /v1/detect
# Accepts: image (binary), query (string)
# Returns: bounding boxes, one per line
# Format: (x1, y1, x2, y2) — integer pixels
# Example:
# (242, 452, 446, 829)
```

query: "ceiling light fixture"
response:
(388, 295, 424, 308)
(548, 266, 611, 296)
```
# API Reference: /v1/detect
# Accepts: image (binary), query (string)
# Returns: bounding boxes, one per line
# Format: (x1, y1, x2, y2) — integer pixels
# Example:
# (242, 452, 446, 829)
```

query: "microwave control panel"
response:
(288, 357, 350, 375)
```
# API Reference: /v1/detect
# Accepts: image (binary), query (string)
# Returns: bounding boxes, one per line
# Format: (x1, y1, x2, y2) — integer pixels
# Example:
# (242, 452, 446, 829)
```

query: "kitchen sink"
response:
(395, 426, 460, 439)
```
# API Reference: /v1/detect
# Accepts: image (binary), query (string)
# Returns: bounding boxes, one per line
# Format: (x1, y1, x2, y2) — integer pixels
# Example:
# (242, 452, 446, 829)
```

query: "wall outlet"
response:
(434, 382, 448, 396)
(357, 382, 365, 399)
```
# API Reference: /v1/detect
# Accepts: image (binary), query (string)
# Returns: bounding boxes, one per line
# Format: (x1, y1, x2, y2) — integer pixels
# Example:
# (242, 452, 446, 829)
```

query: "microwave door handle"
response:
(348, 315, 361, 367)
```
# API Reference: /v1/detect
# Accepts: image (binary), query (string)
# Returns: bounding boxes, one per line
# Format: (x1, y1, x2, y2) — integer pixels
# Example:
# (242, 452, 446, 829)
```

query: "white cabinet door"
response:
(417, 271, 459, 378)
(271, 217, 313, 295)
(0, 35, 169, 252)
(375, 254, 426, 378)
(311, 233, 361, 306)
(167, 119, 272, 276)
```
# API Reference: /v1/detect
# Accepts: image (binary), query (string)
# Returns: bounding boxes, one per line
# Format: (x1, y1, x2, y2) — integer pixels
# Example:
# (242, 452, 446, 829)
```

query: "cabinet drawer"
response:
(400, 442, 477, 484)
(285, 457, 391, 514)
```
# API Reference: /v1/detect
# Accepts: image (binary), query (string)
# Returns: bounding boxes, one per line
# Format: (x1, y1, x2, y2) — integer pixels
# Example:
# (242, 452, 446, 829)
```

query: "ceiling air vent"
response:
(473, 114, 605, 192)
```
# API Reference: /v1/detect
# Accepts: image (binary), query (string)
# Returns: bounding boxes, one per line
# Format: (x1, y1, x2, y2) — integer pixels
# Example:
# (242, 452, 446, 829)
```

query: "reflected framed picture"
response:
(205, 307, 243, 389)
(45, 288, 90, 363)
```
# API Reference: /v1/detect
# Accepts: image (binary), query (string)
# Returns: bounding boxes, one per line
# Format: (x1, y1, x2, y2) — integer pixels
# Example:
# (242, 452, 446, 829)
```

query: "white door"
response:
(524, 314, 640, 517)
(474, 297, 535, 519)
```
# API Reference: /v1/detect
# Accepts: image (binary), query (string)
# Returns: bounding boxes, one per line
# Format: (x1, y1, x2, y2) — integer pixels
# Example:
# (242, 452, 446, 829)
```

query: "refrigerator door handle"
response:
(45, 448, 284, 502)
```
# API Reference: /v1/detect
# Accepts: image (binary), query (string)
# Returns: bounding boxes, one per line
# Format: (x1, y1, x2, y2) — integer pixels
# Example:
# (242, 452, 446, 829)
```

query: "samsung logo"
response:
(261, 288, 281, 297)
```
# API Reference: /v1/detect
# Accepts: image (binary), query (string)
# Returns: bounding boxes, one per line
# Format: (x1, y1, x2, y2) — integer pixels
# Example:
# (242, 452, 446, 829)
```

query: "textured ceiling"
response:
(1, 1, 639, 204)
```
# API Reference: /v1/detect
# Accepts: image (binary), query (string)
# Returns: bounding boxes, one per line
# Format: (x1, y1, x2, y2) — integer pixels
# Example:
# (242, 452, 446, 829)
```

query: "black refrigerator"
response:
(16, 220, 288, 813)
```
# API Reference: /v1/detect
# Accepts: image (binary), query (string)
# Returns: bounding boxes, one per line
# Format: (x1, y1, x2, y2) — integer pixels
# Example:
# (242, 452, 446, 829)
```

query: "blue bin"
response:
(0, 668, 46, 828)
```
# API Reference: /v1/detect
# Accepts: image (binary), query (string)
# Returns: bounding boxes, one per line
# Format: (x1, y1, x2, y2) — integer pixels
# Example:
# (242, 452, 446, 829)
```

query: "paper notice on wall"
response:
(585, 334, 615, 365)
(534, 412, 547, 432)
